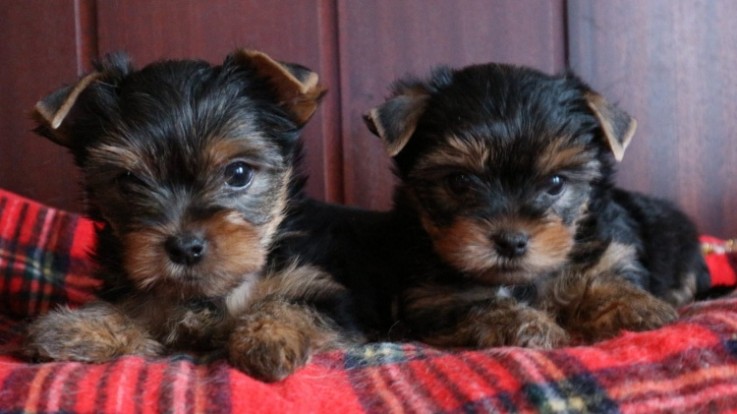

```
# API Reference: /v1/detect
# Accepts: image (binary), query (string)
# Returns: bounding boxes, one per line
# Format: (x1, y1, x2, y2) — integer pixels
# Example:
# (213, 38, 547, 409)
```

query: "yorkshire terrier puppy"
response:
(25, 49, 361, 381)
(364, 63, 709, 347)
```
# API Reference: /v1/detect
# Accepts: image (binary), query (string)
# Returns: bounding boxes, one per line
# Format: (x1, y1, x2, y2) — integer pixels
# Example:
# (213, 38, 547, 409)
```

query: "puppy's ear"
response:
(363, 90, 429, 157)
(228, 49, 326, 126)
(32, 71, 103, 148)
(585, 91, 637, 162)
(33, 52, 132, 148)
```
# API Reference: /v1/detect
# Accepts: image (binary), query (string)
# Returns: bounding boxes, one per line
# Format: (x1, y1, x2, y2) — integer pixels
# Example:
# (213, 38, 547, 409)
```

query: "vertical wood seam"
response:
(74, 0, 99, 76)
(317, 0, 344, 203)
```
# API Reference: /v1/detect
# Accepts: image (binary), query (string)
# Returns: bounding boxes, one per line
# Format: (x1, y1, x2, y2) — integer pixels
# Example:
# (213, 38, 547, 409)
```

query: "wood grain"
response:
(2, 1, 734, 239)
(569, 0, 737, 237)
(0, 0, 86, 212)
(337, 0, 567, 210)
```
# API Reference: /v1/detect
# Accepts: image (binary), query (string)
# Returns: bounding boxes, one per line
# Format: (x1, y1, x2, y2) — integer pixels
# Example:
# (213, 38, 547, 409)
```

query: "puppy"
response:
(364, 63, 710, 347)
(25, 49, 361, 381)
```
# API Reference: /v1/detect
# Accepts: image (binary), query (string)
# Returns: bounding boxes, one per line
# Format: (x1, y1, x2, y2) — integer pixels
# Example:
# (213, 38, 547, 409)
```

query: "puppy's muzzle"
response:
(492, 230, 529, 258)
(165, 233, 208, 266)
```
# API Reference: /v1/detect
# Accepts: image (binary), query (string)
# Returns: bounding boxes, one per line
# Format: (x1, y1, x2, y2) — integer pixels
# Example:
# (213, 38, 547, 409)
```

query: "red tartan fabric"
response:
(2, 188, 737, 413)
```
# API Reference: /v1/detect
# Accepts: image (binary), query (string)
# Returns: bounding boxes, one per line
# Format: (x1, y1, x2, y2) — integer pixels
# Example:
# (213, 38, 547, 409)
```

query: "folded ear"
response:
(33, 51, 132, 148)
(228, 49, 326, 126)
(32, 71, 102, 148)
(363, 92, 429, 157)
(585, 91, 637, 162)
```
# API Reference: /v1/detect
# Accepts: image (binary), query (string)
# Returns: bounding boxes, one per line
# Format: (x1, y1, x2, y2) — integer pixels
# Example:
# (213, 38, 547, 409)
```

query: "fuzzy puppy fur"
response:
(25, 49, 362, 381)
(363, 63, 710, 347)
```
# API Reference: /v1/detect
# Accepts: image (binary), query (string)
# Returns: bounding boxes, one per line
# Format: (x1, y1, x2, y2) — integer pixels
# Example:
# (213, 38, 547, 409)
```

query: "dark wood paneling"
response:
(0, 0, 88, 212)
(569, 0, 737, 237)
(4, 0, 734, 239)
(337, 0, 567, 210)
(96, 0, 341, 202)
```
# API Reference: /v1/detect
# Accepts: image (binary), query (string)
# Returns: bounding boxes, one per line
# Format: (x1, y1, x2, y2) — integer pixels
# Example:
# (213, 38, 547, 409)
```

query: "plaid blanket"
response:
(2, 188, 737, 414)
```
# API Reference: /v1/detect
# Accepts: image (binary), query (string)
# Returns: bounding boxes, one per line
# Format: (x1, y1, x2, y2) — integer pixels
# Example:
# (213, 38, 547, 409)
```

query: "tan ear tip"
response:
(33, 101, 58, 129)
(363, 109, 386, 138)
(385, 142, 403, 158)
(302, 72, 319, 92)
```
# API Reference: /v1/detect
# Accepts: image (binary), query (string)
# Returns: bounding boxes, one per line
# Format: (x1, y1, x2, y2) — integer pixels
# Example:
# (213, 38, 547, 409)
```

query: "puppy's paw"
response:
(479, 306, 569, 349)
(25, 302, 162, 362)
(228, 314, 310, 382)
(575, 283, 678, 341)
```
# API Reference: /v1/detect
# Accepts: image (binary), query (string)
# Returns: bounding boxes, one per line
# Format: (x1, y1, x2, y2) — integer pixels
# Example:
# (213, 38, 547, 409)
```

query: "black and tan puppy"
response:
(364, 63, 710, 347)
(25, 50, 361, 381)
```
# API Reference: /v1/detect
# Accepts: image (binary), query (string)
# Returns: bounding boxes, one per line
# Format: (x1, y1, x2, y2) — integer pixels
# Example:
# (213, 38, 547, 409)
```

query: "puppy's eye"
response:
(446, 173, 474, 194)
(116, 171, 146, 191)
(224, 161, 254, 189)
(545, 175, 566, 196)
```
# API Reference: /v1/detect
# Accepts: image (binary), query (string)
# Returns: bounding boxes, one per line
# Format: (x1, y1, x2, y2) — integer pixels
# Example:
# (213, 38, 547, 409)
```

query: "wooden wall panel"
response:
(568, 0, 737, 237)
(0, 0, 87, 212)
(337, 0, 567, 210)
(4, 1, 733, 239)
(95, 0, 342, 202)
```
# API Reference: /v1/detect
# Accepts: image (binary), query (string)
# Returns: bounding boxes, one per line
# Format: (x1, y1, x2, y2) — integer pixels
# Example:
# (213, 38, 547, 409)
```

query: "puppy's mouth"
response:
(472, 259, 535, 285)
(495, 261, 524, 273)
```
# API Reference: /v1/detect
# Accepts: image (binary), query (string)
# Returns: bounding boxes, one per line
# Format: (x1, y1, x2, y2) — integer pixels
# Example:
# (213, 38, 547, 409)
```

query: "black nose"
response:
(165, 234, 207, 266)
(493, 231, 529, 258)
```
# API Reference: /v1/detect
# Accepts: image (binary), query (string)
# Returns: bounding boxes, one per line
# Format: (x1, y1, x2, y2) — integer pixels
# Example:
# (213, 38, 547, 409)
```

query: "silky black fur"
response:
(35, 54, 301, 299)
(392, 63, 707, 296)
(358, 62, 710, 345)
(27, 51, 364, 380)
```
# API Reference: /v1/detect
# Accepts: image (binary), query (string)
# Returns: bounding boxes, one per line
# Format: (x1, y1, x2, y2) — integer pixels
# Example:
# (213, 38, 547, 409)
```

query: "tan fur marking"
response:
(424, 215, 496, 275)
(585, 91, 637, 162)
(88, 144, 144, 172)
(535, 141, 596, 178)
(204, 210, 267, 277)
(226, 264, 352, 381)
(35, 72, 102, 130)
(526, 220, 575, 270)
(228, 300, 340, 381)
(404, 284, 504, 315)
(423, 214, 574, 284)
(405, 284, 567, 349)
(25, 302, 162, 362)
(227, 263, 347, 316)
(415, 135, 491, 174)
(545, 270, 678, 342)
(123, 210, 268, 298)
(206, 138, 251, 169)
(261, 165, 291, 247)
(586, 242, 639, 277)
(238, 50, 326, 125)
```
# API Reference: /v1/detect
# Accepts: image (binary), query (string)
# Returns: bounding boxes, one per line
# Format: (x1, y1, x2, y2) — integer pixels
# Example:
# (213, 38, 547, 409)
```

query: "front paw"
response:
(26, 303, 162, 362)
(228, 314, 311, 382)
(479, 306, 569, 349)
(574, 284, 678, 341)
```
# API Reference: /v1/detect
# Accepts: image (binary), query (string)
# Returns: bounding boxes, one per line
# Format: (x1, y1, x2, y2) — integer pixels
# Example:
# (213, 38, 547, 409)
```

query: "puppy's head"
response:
(365, 64, 636, 285)
(33, 50, 325, 298)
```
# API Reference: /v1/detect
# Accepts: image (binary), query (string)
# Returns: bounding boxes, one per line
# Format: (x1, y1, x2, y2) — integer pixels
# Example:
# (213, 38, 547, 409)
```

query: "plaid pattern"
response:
(0, 189, 99, 318)
(2, 189, 737, 413)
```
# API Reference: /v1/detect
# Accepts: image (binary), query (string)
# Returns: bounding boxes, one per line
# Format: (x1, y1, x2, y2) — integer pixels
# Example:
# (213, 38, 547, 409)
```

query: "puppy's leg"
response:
(545, 270, 678, 342)
(26, 301, 163, 362)
(402, 284, 568, 349)
(227, 265, 353, 382)
(228, 300, 342, 382)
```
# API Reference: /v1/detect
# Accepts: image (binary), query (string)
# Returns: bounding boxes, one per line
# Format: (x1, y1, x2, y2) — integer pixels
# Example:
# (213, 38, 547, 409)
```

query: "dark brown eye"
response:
(224, 161, 253, 189)
(546, 175, 566, 196)
(446, 173, 474, 194)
